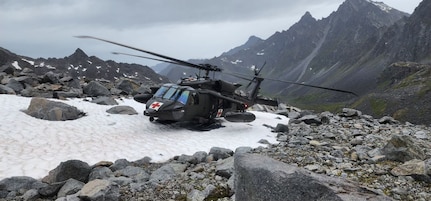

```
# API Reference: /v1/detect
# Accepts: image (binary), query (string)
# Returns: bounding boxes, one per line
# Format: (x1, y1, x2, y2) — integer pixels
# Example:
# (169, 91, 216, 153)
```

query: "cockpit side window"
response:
(178, 90, 190, 105)
(154, 86, 168, 98)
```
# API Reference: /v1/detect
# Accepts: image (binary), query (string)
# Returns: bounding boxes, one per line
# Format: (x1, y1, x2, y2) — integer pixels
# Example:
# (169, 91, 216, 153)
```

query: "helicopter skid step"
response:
(224, 112, 256, 123)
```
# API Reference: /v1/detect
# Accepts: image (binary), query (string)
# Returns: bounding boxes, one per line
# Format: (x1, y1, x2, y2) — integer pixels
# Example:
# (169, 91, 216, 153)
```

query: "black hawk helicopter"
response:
(76, 36, 356, 124)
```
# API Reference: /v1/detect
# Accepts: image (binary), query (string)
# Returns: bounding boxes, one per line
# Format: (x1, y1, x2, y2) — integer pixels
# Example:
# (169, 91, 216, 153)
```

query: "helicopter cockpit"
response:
(152, 84, 196, 105)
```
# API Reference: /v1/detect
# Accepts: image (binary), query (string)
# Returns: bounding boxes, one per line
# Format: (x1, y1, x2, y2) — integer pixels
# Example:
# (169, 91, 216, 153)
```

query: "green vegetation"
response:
(370, 98, 387, 117)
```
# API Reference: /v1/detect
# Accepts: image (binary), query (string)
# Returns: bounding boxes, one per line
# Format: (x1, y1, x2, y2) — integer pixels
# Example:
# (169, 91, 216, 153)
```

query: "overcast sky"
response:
(0, 0, 422, 66)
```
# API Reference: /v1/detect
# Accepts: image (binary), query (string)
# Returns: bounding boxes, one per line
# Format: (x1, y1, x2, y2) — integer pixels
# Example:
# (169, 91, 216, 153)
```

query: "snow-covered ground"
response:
(0, 94, 289, 180)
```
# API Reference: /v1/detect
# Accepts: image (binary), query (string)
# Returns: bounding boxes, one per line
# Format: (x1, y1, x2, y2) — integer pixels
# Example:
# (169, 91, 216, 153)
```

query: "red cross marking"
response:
(151, 102, 161, 108)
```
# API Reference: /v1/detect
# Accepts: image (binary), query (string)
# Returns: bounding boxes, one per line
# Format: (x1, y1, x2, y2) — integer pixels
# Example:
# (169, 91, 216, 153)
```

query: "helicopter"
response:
(76, 36, 357, 125)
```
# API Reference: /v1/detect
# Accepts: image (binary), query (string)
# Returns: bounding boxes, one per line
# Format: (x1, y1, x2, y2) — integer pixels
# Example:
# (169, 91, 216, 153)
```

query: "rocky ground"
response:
(1, 107, 430, 201)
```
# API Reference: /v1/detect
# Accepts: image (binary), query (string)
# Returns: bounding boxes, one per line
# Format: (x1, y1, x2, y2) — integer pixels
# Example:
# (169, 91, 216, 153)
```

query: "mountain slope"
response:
(0, 48, 169, 85)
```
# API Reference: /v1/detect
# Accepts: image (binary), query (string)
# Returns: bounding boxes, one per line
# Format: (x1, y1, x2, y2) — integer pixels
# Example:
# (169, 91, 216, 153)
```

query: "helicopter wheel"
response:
(149, 117, 155, 122)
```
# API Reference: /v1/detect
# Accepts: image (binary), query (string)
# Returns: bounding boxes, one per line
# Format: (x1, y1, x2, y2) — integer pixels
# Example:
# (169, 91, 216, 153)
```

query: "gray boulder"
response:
(0, 176, 46, 198)
(24, 97, 85, 121)
(6, 78, 24, 93)
(149, 163, 187, 184)
(116, 79, 139, 95)
(78, 179, 120, 201)
(209, 147, 234, 161)
(83, 81, 110, 97)
(57, 178, 84, 198)
(42, 160, 91, 184)
(381, 135, 426, 162)
(106, 105, 138, 115)
(91, 96, 118, 105)
(0, 84, 15, 94)
(234, 154, 391, 201)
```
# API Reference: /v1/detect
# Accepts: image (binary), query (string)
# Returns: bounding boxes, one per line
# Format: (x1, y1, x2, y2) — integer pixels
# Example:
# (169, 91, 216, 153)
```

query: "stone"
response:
(149, 163, 187, 184)
(0, 84, 16, 94)
(106, 105, 138, 115)
(209, 147, 234, 161)
(42, 160, 91, 184)
(273, 123, 289, 133)
(339, 108, 362, 117)
(24, 97, 85, 121)
(391, 159, 431, 183)
(91, 96, 118, 105)
(57, 178, 84, 198)
(88, 167, 114, 181)
(234, 154, 391, 201)
(215, 157, 234, 179)
(109, 159, 132, 172)
(6, 78, 24, 93)
(381, 135, 426, 162)
(78, 179, 120, 201)
(83, 81, 110, 97)
(298, 114, 322, 125)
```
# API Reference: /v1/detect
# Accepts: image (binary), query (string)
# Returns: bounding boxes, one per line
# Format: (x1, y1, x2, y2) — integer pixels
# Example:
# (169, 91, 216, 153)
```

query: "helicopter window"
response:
(191, 92, 199, 105)
(162, 87, 179, 99)
(177, 90, 190, 105)
(154, 86, 168, 98)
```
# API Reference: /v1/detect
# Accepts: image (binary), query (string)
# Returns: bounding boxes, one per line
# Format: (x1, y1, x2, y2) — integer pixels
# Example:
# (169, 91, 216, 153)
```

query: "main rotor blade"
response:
(227, 72, 357, 96)
(75, 35, 217, 71)
(112, 52, 181, 65)
(264, 77, 358, 96)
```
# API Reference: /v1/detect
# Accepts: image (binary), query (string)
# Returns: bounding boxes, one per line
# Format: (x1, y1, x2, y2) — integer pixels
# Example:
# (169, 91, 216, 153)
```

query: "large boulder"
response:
(83, 81, 110, 97)
(24, 97, 85, 121)
(234, 154, 391, 201)
(381, 135, 426, 162)
(42, 160, 92, 184)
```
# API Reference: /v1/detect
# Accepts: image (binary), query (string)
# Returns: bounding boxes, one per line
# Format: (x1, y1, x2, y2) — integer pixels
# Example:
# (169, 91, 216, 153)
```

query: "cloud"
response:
(0, 0, 422, 66)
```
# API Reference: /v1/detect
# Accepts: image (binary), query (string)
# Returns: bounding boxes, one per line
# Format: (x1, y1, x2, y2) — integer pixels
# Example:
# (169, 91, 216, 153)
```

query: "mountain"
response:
(0, 48, 169, 85)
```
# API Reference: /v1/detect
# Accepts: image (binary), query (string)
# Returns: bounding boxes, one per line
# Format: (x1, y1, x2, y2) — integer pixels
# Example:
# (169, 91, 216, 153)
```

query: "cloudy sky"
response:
(0, 0, 422, 66)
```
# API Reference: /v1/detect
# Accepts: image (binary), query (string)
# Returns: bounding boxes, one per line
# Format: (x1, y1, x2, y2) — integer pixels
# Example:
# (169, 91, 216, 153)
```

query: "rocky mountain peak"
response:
(69, 48, 88, 61)
(298, 11, 315, 24)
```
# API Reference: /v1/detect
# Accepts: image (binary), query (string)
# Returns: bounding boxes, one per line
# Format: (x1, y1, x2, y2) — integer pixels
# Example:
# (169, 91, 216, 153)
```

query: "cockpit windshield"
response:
(153, 84, 192, 105)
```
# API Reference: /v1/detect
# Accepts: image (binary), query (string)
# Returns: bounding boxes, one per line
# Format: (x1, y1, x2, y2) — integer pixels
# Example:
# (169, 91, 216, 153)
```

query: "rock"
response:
(273, 123, 289, 133)
(379, 116, 399, 124)
(109, 159, 132, 172)
(91, 96, 118, 105)
(193, 151, 208, 163)
(116, 79, 139, 95)
(41, 71, 60, 84)
(22, 189, 39, 201)
(209, 147, 234, 161)
(78, 179, 120, 201)
(0, 84, 15, 94)
(178, 154, 199, 164)
(42, 160, 91, 184)
(54, 88, 83, 98)
(215, 157, 234, 179)
(391, 159, 431, 183)
(57, 178, 84, 198)
(339, 108, 362, 118)
(88, 167, 114, 181)
(38, 181, 66, 197)
(106, 105, 138, 115)
(381, 135, 426, 162)
(234, 154, 390, 201)
(149, 163, 187, 184)
(298, 114, 322, 125)
(0, 176, 46, 195)
(114, 166, 150, 182)
(24, 97, 85, 121)
(83, 81, 110, 97)
(6, 78, 24, 93)
(234, 147, 253, 155)
(187, 184, 217, 201)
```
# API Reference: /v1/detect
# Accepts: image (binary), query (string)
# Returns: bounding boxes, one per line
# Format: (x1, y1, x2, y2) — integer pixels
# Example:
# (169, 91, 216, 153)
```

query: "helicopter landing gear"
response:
(149, 116, 155, 122)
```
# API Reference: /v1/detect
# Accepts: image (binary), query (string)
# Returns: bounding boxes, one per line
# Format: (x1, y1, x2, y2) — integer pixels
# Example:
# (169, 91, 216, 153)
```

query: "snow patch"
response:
(367, 0, 392, 13)
(12, 61, 22, 70)
(231, 59, 243, 64)
(0, 95, 288, 180)
(21, 58, 35, 66)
